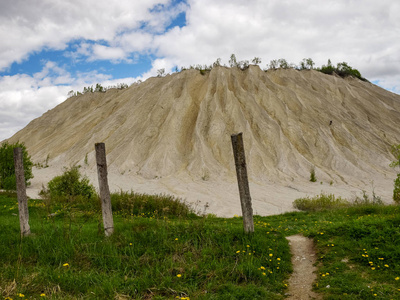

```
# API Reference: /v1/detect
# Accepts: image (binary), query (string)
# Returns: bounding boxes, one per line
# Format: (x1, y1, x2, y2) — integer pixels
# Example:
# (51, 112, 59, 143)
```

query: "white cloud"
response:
(90, 45, 129, 62)
(0, 0, 173, 70)
(0, 62, 142, 141)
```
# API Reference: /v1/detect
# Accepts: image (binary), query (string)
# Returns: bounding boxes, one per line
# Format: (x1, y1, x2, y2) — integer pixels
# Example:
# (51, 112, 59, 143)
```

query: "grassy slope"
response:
(1, 193, 400, 300)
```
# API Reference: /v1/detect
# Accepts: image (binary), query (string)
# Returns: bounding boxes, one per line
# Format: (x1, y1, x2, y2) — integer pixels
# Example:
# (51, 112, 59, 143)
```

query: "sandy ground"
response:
(27, 165, 395, 217)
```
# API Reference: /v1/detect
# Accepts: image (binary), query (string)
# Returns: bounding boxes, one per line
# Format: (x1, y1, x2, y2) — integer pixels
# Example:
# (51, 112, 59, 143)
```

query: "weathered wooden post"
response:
(231, 133, 254, 233)
(95, 143, 114, 237)
(13, 147, 31, 237)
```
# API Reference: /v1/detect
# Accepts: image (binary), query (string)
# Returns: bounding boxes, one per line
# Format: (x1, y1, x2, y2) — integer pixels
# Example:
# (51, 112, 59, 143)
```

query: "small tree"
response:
(310, 166, 317, 182)
(157, 68, 166, 77)
(306, 58, 315, 69)
(268, 59, 278, 69)
(213, 58, 221, 67)
(278, 58, 289, 69)
(390, 144, 400, 203)
(41, 165, 96, 202)
(94, 83, 104, 93)
(0, 141, 33, 190)
(229, 54, 237, 68)
(251, 57, 261, 65)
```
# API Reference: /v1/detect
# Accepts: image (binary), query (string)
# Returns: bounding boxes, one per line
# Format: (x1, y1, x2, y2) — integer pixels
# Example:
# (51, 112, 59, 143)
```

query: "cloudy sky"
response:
(1, 0, 399, 141)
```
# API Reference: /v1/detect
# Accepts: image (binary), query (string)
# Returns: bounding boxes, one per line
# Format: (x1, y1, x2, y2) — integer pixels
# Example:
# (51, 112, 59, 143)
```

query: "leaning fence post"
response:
(13, 147, 31, 237)
(231, 133, 254, 233)
(95, 143, 114, 237)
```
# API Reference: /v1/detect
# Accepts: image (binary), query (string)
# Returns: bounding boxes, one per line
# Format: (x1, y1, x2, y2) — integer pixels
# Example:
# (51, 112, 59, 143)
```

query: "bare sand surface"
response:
(26, 165, 395, 217)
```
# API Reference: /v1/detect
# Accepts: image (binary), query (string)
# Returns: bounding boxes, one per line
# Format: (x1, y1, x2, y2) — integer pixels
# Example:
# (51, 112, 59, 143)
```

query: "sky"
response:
(0, 0, 399, 141)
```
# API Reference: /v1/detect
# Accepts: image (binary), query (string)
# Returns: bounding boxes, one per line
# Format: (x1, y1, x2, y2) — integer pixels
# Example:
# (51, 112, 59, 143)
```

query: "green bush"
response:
(309, 167, 317, 182)
(390, 144, 400, 203)
(111, 190, 196, 218)
(40, 165, 96, 202)
(293, 193, 349, 211)
(0, 141, 33, 190)
(394, 174, 400, 204)
(318, 60, 365, 81)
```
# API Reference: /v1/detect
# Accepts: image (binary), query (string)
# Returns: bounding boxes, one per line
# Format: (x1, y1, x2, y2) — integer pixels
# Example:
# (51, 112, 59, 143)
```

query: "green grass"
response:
(1, 192, 400, 299)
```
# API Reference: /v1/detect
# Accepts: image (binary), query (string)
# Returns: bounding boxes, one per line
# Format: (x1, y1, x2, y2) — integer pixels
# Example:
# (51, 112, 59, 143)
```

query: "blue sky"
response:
(1, 0, 399, 141)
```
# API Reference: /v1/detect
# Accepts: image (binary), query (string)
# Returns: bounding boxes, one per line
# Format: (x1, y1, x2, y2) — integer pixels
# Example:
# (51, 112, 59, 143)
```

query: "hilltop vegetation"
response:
(68, 55, 365, 99)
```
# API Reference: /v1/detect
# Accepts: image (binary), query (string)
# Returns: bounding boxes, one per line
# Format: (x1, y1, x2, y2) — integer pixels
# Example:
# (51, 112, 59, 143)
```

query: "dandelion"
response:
(260, 266, 266, 270)
(262, 272, 266, 276)
(269, 254, 273, 257)
(177, 274, 182, 278)
(236, 250, 240, 253)
(396, 277, 400, 280)
(63, 263, 69, 267)
(371, 267, 376, 270)
(129, 243, 133, 246)
(40, 293, 46, 297)
(277, 258, 281, 261)
(246, 245, 250, 247)
(385, 264, 389, 268)
(18, 293, 25, 298)
(175, 238, 178, 241)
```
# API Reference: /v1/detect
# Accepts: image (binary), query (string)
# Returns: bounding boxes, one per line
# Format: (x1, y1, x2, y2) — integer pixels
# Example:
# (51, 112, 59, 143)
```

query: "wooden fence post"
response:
(13, 147, 31, 237)
(231, 133, 254, 233)
(95, 143, 114, 237)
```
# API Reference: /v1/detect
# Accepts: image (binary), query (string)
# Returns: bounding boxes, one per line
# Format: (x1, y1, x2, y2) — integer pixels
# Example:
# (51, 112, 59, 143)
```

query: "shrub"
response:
(309, 167, 317, 182)
(293, 193, 349, 212)
(353, 190, 384, 206)
(394, 174, 400, 204)
(390, 144, 400, 203)
(0, 141, 33, 190)
(40, 165, 96, 202)
(111, 190, 196, 218)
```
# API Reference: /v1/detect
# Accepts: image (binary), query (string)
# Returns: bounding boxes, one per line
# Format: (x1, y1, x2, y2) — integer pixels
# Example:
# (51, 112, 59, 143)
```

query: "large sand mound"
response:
(6, 66, 400, 216)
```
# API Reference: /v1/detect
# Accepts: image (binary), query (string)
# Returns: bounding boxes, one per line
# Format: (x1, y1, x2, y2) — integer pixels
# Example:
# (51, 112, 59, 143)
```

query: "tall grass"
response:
(2, 191, 400, 299)
(0, 193, 290, 299)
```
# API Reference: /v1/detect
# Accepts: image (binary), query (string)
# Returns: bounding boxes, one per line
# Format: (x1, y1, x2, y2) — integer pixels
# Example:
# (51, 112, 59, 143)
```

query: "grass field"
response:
(1, 191, 400, 299)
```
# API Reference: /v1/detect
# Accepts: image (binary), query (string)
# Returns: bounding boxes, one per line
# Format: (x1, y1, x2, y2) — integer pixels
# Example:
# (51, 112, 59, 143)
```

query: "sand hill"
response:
(6, 66, 400, 216)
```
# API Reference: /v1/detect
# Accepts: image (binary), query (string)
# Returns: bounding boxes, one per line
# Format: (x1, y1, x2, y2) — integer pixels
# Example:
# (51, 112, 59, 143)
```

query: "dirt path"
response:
(285, 234, 321, 300)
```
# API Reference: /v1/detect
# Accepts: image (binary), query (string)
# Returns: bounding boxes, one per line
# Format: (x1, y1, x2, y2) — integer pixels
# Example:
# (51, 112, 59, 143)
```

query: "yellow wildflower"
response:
(177, 274, 182, 278)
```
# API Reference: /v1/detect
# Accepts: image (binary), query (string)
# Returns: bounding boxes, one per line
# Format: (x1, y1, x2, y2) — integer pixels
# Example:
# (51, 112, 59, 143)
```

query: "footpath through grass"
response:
(1, 192, 400, 299)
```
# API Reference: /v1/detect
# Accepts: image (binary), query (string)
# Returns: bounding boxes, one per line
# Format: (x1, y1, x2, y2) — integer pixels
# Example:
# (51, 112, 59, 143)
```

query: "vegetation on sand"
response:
(390, 144, 400, 203)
